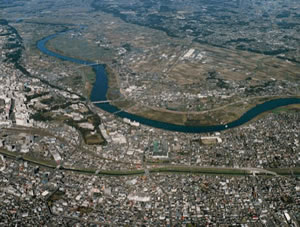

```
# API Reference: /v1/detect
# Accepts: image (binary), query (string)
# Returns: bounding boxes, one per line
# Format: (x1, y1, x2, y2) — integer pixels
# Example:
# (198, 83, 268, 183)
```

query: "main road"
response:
(1, 149, 298, 177)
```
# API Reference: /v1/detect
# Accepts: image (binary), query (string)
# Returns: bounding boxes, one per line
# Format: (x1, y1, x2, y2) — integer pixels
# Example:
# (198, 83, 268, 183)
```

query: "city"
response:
(0, 0, 300, 226)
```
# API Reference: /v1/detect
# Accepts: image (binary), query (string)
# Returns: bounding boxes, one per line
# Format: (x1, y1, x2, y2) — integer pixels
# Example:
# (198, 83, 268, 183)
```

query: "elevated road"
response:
(1, 149, 297, 177)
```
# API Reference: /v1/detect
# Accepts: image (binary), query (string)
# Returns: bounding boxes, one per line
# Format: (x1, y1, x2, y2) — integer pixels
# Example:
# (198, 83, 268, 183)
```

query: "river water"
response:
(37, 31, 300, 133)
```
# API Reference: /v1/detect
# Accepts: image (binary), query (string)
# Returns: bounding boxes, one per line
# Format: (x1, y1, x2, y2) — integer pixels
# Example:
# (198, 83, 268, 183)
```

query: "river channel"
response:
(37, 31, 300, 133)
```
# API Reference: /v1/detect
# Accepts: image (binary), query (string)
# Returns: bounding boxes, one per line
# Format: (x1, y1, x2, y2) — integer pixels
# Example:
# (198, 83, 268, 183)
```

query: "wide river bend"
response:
(37, 31, 300, 133)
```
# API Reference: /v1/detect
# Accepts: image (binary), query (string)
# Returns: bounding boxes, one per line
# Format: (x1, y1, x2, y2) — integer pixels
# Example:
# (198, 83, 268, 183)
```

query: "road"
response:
(1, 148, 297, 177)
(147, 95, 299, 115)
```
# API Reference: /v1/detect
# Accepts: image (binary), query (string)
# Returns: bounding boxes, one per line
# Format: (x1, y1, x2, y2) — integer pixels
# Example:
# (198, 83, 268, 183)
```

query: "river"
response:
(37, 31, 300, 133)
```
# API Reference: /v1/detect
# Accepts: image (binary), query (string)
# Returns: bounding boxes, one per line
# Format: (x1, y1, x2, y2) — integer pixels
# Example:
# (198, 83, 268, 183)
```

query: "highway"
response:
(1, 148, 298, 177)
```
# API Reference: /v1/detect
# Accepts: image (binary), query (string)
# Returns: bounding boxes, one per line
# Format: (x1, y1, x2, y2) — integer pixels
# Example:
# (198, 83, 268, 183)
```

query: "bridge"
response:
(76, 62, 100, 69)
(91, 100, 111, 104)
